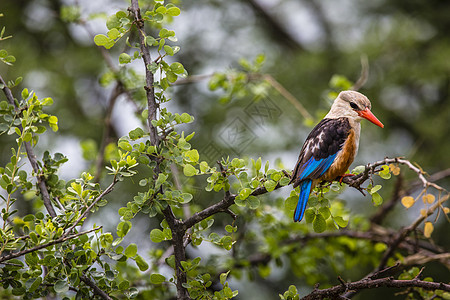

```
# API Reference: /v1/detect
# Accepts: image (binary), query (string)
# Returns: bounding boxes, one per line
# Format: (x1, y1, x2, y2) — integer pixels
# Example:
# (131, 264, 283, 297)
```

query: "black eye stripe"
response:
(350, 102, 358, 110)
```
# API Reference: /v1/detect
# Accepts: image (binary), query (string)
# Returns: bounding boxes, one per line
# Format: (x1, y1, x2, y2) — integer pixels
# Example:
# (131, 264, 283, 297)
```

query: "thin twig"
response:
(351, 55, 369, 91)
(61, 178, 118, 239)
(80, 274, 113, 300)
(370, 173, 403, 224)
(341, 194, 449, 299)
(0, 74, 56, 217)
(94, 83, 121, 182)
(0, 227, 101, 263)
(263, 74, 314, 121)
(129, 0, 159, 147)
(377, 194, 448, 272)
(302, 275, 450, 300)
(341, 157, 448, 193)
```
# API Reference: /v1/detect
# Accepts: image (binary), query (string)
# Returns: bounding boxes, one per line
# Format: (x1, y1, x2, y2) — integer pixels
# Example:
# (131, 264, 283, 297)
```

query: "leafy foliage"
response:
(0, 1, 449, 300)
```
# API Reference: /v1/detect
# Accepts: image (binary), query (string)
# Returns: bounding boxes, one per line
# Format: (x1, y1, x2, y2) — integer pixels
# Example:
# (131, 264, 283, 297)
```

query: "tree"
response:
(0, 1, 449, 299)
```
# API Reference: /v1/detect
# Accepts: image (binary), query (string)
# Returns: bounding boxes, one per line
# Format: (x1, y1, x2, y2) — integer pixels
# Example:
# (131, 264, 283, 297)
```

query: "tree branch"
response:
(342, 157, 448, 193)
(370, 173, 403, 224)
(129, 0, 159, 147)
(376, 194, 448, 272)
(0, 74, 57, 218)
(302, 275, 450, 300)
(80, 274, 113, 300)
(0, 227, 101, 263)
(61, 178, 118, 239)
(164, 206, 189, 299)
(341, 194, 449, 299)
(94, 83, 121, 182)
(245, 0, 306, 52)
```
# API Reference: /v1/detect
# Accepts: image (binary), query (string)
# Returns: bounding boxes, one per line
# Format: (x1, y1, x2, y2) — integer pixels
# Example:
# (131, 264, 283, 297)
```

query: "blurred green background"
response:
(0, 0, 449, 299)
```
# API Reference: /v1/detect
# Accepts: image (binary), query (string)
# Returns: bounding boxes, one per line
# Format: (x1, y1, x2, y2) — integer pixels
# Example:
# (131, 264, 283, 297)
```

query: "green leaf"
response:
(199, 161, 209, 173)
(119, 53, 132, 64)
(25, 252, 39, 266)
(125, 243, 138, 257)
(119, 280, 130, 291)
(304, 208, 315, 223)
(156, 6, 167, 14)
(150, 273, 166, 284)
(238, 188, 251, 200)
(106, 14, 121, 29)
(164, 45, 174, 56)
(105, 270, 115, 281)
(27, 277, 42, 293)
(126, 287, 139, 298)
(185, 149, 199, 162)
(313, 214, 326, 233)
(369, 184, 382, 194)
(7, 259, 24, 269)
(372, 192, 383, 206)
(248, 196, 260, 209)
(54, 280, 69, 293)
(167, 7, 181, 16)
(155, 173, 168, 188)
(379, 165, 391, 179)
(285, 195, 297, 211)
(180, 113, 192, 123)
(48, 115, 58, 131)
(11, 287, 26, 296)
(29, 231, 39, 243)
(23, 132, 32, 142)
(279, 177, 290, 186)
(21, 88, 29, 100)
(351, 165, 365, 174)
(333, 216, 348, 228)
(183, 164, 197, 177)
(150, 229, 165, 243)
(225, 225, 234, 233)
(264, 180, 277, 192)
(135, 255, 149, 271)
(118, 140, 132, 152)
(318, 207, 331, 220)
(159, 28, 175, 38)
(108, 28, 120, 39)
(145, 35, 158, 46)
(94, 34, 110, 46)
(166, 71, 178, 83)
(180, 193, 193, 204)
(220, 271, 230, 285)
(129, 127, 145, 140)
(170, 62, 185, 74)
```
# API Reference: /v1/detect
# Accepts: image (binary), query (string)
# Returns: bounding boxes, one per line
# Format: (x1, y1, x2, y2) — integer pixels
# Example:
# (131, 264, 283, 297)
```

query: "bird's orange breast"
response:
(320, 128, 357, 181)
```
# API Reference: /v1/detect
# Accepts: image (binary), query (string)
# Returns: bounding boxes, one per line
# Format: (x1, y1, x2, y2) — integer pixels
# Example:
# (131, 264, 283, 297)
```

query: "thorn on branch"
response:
(313, 282, 320, 291)
(338, 276, 348, 290)
(224, 208, 237, 220)
(414, 267, 425, 280)
(368, 263, 400, 280)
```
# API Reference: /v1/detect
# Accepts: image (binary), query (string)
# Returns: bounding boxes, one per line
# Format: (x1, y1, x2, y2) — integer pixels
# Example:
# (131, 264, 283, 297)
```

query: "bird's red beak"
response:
(358, 108, 384, 128)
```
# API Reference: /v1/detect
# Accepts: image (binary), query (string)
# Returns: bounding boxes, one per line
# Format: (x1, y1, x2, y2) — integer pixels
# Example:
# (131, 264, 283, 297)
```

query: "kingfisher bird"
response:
(290, 90, 384, 222)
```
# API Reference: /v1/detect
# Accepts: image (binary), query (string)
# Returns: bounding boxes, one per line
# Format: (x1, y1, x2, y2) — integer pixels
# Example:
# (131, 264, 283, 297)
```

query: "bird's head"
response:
(326, 90, 384, 128)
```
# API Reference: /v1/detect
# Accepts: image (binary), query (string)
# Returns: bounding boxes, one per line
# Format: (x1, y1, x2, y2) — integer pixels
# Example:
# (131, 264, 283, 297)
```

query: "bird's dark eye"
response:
(349, 102, 359, 110)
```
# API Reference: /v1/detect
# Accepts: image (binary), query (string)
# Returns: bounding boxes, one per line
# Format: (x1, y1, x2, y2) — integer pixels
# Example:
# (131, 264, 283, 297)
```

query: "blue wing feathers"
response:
(294, 179, 312, 222)
(294, 153, 338, 222)
(298, 153, 338, 180)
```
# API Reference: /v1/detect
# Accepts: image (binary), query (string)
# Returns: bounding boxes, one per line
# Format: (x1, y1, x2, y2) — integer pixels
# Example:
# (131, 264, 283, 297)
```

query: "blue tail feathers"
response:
(294, 179, 312, 222)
